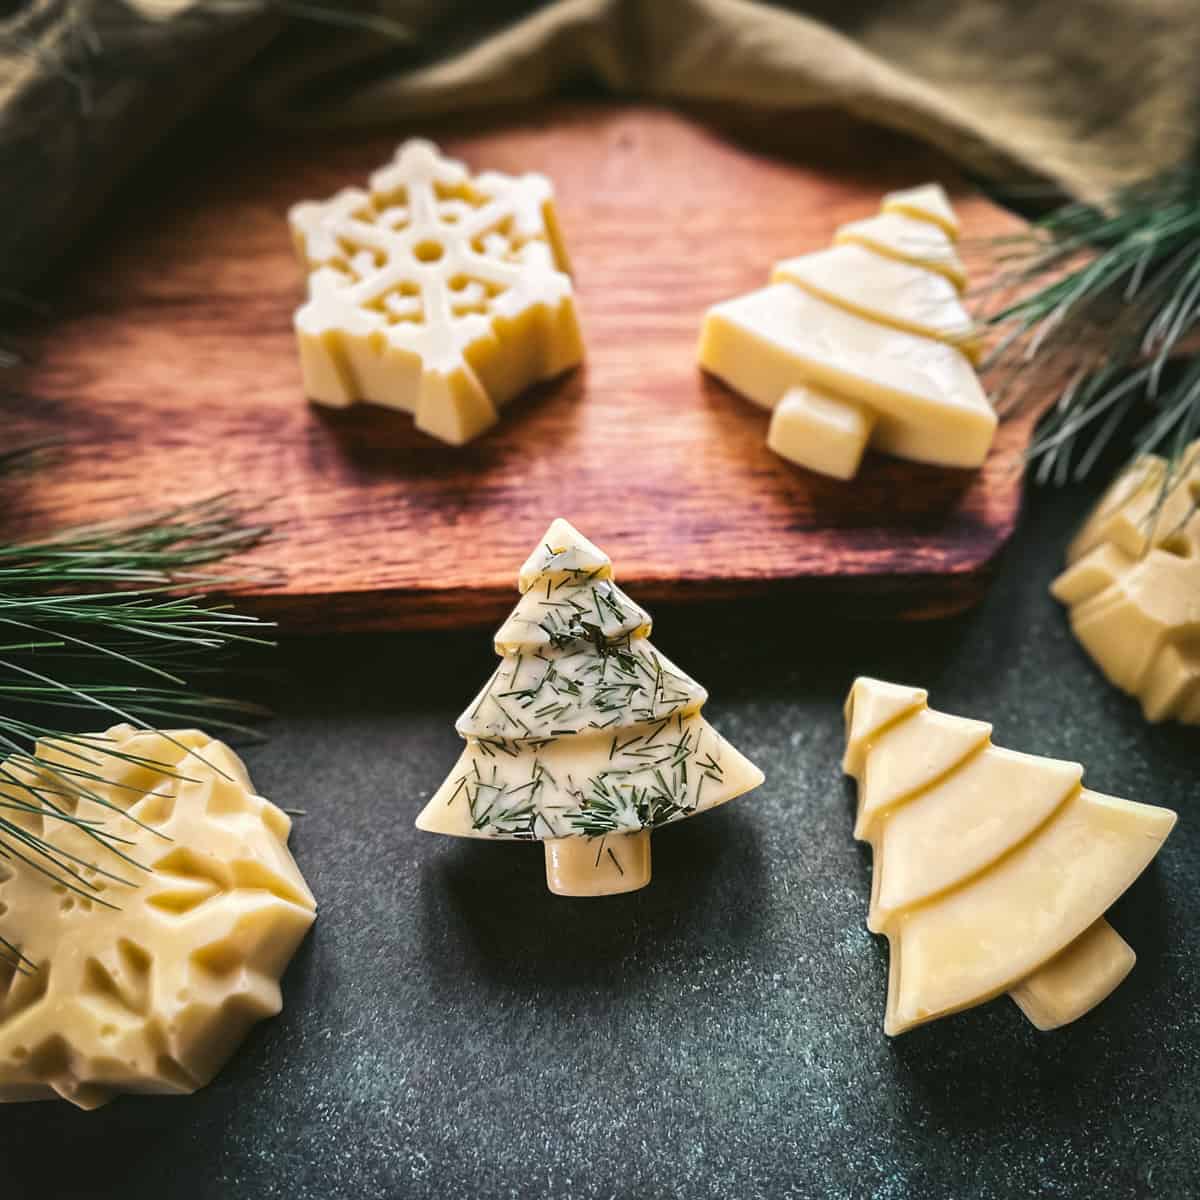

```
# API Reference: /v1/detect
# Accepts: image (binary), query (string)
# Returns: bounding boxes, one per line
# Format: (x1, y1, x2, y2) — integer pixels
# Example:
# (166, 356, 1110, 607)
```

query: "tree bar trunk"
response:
(1009, 918, 1136, 1031)
(544, 831, 652, 897)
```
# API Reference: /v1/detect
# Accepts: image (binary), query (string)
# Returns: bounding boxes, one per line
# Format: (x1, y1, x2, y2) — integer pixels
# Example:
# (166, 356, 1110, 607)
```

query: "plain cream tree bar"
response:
(700, 282, 995, 472)
(417, 519, 763, 896)
(842, 678, 1176, 1035)
(1052, 439, 1200, 724)
(0, 727, 316, 1110)
(290, 139, 584, 445)
(699, 181, 994, 480)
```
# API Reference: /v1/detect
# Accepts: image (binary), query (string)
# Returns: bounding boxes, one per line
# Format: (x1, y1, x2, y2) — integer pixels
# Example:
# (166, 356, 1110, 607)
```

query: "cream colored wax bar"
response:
(289, 139, 584, 445)
(417, 519, 764, 896)
(1052, 440, 1200, 723)
(0, 726, 316, 1110)
(699, 182, 995, 480)
(700, 282, 994, 468)
(842, 678, 1176, 1035)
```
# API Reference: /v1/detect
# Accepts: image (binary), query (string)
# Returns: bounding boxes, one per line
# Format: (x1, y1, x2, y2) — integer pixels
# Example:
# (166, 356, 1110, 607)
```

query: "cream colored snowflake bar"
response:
(842, 678, 1176, 1035)
(1052, 440, 1200, 724)
(290, 140, 584, 444)
(417, 519, 764, 896)
(0, 726, 316, 1110)
(699, 182, 994, 480)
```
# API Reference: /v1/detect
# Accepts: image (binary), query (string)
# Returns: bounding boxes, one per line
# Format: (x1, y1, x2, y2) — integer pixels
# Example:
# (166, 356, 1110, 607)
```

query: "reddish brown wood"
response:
(2, 103, 1034, 632)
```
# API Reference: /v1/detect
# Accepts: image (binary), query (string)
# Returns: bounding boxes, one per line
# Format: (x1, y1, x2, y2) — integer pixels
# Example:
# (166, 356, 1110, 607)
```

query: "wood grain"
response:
(2, 103, 1034, 631)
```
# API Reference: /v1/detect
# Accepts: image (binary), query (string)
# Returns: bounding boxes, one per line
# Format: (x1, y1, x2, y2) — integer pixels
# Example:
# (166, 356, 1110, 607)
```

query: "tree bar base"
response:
(544, 831, 652, 897)
(1009, 918, 1136, 1031)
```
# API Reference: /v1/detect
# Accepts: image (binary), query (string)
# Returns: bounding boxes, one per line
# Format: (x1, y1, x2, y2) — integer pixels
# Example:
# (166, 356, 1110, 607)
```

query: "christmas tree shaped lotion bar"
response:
(843, 678, 1176, 1034)
(418, 520, 764, 895)
(699, 182, 994, 480)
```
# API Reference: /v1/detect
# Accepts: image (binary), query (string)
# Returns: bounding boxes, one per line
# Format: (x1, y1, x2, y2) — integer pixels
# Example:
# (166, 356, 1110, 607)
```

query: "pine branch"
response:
(980, 165, 1200, 484)
(0, 493, 275, 970)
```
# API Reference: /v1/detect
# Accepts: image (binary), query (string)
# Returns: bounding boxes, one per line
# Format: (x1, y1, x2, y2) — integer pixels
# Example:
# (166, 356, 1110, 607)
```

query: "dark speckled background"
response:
(3, 475, 1197, 1200)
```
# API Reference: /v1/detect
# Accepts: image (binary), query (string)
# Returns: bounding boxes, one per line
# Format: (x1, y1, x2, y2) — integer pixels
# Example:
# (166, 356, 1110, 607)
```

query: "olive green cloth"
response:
(3, 0, 1199, 290)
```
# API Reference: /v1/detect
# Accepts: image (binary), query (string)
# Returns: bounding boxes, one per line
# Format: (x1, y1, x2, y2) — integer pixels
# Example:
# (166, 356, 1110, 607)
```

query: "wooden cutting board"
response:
(3, 103, 1034, 631)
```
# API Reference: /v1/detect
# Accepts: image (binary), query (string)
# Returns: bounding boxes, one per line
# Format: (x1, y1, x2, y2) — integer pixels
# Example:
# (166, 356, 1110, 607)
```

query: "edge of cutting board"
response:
(3, 102, 1036, 632)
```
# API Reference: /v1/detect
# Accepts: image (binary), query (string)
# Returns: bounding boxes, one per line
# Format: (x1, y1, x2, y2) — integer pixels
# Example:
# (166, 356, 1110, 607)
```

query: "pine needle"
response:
(0, 486, 275, 970)
(981, 165, 1200, 482)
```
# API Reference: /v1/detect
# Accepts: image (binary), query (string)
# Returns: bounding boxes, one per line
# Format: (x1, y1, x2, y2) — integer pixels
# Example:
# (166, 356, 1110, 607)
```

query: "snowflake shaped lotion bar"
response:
(1052, 440, 1200, 724)
(0, 726, 316, 1109)
(290, 140, 584, 444)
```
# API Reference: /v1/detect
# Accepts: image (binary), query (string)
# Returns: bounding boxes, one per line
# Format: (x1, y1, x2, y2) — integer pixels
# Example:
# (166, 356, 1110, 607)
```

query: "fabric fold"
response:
(3, 0, 1198, 291)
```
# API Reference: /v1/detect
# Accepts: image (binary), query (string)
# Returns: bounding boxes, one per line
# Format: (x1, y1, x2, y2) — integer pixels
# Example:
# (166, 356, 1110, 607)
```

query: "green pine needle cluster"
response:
(0, 464, 274, 971)
(981, 166, 1200, 485)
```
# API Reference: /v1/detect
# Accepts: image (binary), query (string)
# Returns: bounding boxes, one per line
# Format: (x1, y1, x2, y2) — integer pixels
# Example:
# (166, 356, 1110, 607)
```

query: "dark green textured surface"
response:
(3, 478, 1198, 1200)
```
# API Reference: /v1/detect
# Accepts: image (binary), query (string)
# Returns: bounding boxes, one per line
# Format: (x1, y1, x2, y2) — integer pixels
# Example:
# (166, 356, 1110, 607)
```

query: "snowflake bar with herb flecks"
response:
(289, 140, 584, 445)
(417, 520, 763, 843)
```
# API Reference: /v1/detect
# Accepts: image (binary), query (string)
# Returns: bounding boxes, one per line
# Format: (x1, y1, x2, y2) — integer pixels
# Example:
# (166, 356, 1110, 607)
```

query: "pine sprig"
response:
(980, 166, 1200, 484)
(0, 491, 275, 970)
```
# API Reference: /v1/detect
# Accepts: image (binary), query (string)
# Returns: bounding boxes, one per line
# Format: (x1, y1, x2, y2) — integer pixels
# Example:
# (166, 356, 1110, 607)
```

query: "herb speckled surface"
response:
(3, 477, 1197, 1199)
